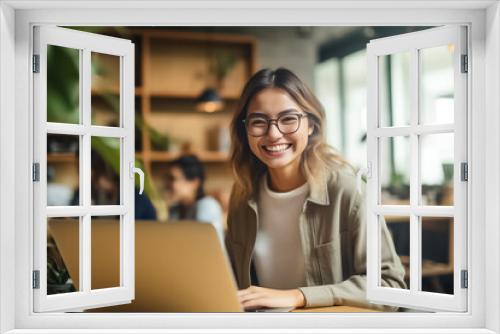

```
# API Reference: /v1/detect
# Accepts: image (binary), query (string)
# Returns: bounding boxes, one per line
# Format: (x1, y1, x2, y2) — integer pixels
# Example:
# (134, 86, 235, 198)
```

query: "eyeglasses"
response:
(243, 112, 308, 137)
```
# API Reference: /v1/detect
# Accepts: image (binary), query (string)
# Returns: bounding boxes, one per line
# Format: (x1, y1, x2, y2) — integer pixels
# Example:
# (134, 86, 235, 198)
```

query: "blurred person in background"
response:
(164, 154, 224, 244)
(70, 150, 157, 220)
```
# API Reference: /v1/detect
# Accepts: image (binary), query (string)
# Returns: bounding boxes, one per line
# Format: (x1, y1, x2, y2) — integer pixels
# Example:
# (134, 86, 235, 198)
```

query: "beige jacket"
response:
(224, 165, 407, 311)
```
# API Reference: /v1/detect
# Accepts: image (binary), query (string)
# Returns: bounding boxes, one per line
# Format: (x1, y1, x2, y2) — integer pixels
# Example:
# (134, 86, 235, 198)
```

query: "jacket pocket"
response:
(314, 237, 342, 285)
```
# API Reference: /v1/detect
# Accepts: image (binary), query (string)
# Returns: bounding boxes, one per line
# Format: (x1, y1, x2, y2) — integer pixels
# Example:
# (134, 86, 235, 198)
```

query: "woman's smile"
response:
(261, 143, 293, 155)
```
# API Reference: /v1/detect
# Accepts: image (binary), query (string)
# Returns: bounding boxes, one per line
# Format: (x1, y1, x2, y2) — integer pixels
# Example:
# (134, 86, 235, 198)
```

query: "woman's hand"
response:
(237, 285, 305, 311)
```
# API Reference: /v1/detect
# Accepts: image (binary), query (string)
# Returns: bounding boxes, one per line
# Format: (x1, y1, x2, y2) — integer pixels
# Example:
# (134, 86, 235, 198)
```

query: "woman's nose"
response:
(266, 122, 282, 139)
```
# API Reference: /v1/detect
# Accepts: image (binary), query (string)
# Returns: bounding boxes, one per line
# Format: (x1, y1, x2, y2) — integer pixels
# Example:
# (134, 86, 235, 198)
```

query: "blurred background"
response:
(46, 26, 455, 302)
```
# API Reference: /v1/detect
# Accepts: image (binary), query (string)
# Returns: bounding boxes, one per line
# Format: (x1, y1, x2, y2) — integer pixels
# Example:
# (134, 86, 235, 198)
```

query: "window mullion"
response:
(374, 124, 455, 137)
(409, 47, 421, 292)
(80, 215, 91, 293)
(81, 48, 92, 294)
(46, 123, 127, 137)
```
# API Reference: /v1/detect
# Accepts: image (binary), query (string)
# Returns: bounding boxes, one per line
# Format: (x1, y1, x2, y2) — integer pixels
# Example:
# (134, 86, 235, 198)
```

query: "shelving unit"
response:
(132, 29, 256, 222)
(47, 28, 257, 221)
(135, 28, 256, 168)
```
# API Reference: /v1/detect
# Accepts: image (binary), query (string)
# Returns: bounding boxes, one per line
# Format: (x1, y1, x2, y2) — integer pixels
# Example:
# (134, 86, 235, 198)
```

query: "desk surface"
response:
(292, 305, 381, 312)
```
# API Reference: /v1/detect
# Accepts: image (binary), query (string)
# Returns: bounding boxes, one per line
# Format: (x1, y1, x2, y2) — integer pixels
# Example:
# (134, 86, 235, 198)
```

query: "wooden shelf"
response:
(91, 87, 143, 96)
(147, 150, 230, 163)
(148, 91, 240, 100)
(400, 255, 453, 278)
(134, 28, 257, 45)
(47, 153, 77, 163)
(48, 150, 229, 164)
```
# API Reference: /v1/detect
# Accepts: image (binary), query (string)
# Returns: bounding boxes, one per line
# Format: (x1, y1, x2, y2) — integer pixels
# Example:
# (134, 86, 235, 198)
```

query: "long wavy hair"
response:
(229, 67, 352, 204)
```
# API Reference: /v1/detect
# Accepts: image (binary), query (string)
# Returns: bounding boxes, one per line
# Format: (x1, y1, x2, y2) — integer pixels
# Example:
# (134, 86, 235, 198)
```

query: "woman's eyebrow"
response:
(248, 108, 300, 117)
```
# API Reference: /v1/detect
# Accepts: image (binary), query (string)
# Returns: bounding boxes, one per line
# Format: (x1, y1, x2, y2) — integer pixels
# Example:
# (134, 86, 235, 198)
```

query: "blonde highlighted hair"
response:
(229, 67, 353, 204)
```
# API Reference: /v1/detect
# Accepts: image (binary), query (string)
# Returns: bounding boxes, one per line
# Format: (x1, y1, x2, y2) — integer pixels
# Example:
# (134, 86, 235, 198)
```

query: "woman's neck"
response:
(267, 165, 307, 192)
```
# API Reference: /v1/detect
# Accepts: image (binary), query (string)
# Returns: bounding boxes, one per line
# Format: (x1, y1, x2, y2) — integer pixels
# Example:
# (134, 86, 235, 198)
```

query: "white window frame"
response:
(0, 1, 498, 333)
(32, 25, 136, 312)
(366, 25, 468, 312)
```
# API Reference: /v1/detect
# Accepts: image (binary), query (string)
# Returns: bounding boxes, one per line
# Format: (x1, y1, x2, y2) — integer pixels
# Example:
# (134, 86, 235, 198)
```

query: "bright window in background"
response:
(343, 49, 368, 168)
(314, 58, 342, 151)
(314, 49, 368, 169)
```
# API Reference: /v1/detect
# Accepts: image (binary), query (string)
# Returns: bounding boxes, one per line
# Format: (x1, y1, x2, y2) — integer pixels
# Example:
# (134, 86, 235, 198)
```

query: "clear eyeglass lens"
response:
(247, 114, 301, 136)
(279, 115, 300, 128)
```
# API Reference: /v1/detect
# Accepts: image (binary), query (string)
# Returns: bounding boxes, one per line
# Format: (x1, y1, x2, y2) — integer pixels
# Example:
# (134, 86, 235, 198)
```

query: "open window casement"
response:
(366, 25, 467, 312)
(33, 26, 139, 312)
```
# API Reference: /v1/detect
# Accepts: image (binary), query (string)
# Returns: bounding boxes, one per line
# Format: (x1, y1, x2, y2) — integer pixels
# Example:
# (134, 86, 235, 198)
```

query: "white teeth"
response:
(264, 144, 291, 152)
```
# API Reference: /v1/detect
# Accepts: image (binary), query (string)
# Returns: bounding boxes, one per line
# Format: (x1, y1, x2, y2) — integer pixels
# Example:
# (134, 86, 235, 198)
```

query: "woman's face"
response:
(245, 87, 313, 174)
(164, 166, 199, 204)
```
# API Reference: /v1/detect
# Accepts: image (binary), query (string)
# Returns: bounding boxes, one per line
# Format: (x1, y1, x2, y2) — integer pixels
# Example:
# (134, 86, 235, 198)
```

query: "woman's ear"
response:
(308, 124, 314, 136)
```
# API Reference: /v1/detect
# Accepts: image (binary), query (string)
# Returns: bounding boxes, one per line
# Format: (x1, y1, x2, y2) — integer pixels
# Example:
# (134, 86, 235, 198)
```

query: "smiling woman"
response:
(225, 67, 407, 311)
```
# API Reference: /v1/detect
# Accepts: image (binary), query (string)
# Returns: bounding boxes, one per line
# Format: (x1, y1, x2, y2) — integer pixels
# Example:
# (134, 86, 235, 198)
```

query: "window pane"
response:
(47, 134, 79, 206)
(421, 216, 454, 294)
(47, 217, 80, 295)
(91, 137, 121, 205)
(91, 52, 121, 127)
(91, 216, 121, 290)
(421, 133, 454, 205)
(420, 45, 454, 125)
(380, 136, 410, 205)
(380, 215, 409, 290)
(378, 52, 411, 127)
(47, 45, 80, 124)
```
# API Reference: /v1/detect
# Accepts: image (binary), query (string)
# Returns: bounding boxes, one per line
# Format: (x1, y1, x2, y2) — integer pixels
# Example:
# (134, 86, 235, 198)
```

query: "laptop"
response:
(48, 219, 293, 312)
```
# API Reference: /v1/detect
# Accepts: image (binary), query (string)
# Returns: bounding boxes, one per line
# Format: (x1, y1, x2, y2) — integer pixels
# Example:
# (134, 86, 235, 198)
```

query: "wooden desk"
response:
(292, 305, 380, 313)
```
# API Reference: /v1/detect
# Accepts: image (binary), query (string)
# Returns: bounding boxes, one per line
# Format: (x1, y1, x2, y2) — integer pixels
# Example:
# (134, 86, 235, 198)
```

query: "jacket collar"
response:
(305, 167, 336, 206)
(306, 174, 331, 206)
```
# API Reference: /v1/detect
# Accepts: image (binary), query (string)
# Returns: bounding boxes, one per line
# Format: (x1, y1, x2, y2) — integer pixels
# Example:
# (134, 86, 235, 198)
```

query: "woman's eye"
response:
(280, 116, 298, 124)
(250, 119, 267, 127)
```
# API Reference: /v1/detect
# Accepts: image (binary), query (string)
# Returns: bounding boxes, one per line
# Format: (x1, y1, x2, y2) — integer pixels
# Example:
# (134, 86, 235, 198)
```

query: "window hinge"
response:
(32, 163, 40, 182)
(461, 162, 468, 182)
(461, 54, 468, 73)
(461, 269, 468, 289)
(32, 270, 40, 289)
(32, 54, 40, 73)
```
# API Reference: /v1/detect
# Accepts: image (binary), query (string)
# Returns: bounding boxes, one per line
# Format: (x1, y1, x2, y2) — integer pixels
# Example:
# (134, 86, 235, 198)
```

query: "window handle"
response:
(130, 162, 144, 195)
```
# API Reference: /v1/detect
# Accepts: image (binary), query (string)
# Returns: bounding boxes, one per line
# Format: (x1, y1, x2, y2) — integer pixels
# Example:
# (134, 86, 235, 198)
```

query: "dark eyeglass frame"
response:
(242, 112, 308, 137)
